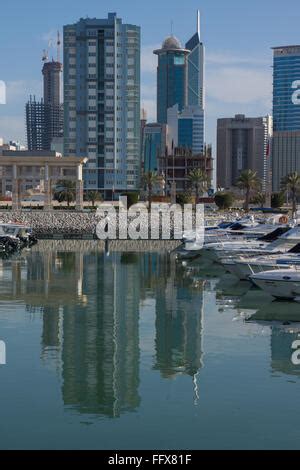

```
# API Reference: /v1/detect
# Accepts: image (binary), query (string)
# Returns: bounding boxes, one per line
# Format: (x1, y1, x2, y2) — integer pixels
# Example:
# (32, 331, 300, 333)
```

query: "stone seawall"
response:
(0, 211, 97, 236)
(0, 210, 186, 242)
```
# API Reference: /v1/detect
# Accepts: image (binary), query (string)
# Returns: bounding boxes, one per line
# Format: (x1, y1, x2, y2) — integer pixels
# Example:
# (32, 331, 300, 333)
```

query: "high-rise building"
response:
(217, 114, 272, 191)
(26, 97, 46, 151)
(167, 103, 204, 154)
(153, 12, 205, 159)
(63, 13, 141, 197)
(42, 61, 62, 107)
(142, 123, 167, 172)
(272, 46, 300, 191)
(186, 11, 205, 109)
(154, 37, 190, 124)
(26, 59, 63, 151)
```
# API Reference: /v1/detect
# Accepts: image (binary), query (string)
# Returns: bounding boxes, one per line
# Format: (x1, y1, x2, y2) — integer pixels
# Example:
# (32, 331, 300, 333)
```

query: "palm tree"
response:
(236, 170, 260, 212)
(86, 190, 102, 207)
(54, 180, 76, 207)
(188, 169, 209, 203)
(252, 191, 266, 209)
(281, 171, 300, 218)
(142, 171, 159, 207)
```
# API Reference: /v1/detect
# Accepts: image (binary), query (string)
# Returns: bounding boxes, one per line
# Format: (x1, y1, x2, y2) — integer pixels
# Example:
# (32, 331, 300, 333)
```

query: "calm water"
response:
(1, 242, 300, 450)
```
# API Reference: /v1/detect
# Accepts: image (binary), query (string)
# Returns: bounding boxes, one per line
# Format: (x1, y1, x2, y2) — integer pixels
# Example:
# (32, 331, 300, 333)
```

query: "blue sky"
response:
(0, 0, 300, 148)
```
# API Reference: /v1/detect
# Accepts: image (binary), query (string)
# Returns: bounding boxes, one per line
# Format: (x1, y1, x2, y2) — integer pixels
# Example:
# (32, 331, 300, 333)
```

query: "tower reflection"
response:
(3, 243, 205, 416)
(147, 255, 204, 401)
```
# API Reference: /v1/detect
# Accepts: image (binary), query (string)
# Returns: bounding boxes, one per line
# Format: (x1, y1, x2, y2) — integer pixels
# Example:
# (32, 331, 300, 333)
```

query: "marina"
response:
(1, 237, 300, 449)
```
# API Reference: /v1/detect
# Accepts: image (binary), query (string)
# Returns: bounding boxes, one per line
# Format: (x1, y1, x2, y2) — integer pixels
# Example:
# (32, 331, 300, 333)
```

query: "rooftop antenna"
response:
(197, 10, 201, 38)
(171, 20, 174, 36)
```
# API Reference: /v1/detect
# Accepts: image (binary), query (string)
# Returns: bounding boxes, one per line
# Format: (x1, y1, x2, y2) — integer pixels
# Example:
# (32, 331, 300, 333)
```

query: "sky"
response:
(0, 0, 300, 150)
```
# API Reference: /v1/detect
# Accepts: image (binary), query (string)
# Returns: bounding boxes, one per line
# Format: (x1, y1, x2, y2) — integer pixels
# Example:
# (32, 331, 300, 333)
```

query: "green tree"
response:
(271, 192, 286, 209)
(53, 180, 76, 207)
(251, 191, 266, 208)
(142, 171, 159, 207)
(236, 170, 261, 212)
(85, 190, 102, 207)
(281, 171, 300, 217)
(122, 192, 139, 208)
(176, 191, 193, 206)
(214, 192, 235, 210)
(188, 169, 209, 202)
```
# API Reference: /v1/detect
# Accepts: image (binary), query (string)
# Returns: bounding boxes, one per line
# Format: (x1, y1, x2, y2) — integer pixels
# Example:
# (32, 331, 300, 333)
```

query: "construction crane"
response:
(57, 31, 61, 64)
(42, 49, 48, 62)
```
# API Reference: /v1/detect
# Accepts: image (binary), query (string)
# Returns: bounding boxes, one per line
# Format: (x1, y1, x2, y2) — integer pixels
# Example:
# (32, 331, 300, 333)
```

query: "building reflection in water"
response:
(3, 244, 205, 416)
(140, 254, 204, 403)
(61, 251, 140, 417)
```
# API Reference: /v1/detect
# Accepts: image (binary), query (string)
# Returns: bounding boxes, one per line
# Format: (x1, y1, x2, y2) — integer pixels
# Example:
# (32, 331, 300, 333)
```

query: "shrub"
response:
(176, 192, 194, 206)
(121, 192, 139, 207)
(214, 192, 235, 210)
(271, 192, 285, 209)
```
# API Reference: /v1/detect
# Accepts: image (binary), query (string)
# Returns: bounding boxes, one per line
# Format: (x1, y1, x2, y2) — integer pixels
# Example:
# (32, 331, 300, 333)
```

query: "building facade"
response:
(272, 46, 300, 191)
(142, 123, 167, 172)
(217, 114, 272, 191)
(185, 11, 205, 109)
(153, 12, 205, 166)
(26, 59, 63, 152)
(158, 145, 213, 194)
(167, 104, 204, 155)
(154, 37, 190, 125)
(63, 13, 141, 197)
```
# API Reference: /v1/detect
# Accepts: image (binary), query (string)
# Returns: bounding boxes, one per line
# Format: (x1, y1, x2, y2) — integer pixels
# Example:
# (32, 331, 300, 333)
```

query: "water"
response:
(1, 242, 300, 450)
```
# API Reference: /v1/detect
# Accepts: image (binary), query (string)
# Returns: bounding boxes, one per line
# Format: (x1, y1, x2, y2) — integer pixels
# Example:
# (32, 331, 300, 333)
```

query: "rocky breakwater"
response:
(0, 209, 189, 241)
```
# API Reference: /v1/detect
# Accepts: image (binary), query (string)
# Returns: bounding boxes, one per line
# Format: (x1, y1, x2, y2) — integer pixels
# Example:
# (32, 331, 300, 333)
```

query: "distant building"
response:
(272, 46, 300, 191)
(158, 145, 213, 194)
(186, 11, 205, 109)
(154, 37, 190, 125)
(64, 13, 141, 197)
(167, 104, 204, 155)
(142, 123, 167, 172)
(153, 11, 205, 166)
(26, 59, 63, 151)
(26, 97, 46, 151)
(217, 114, 272, 191)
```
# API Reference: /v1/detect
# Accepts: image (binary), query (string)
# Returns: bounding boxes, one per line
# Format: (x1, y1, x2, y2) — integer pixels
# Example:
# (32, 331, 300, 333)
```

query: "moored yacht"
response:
(250, 269, 300, 301)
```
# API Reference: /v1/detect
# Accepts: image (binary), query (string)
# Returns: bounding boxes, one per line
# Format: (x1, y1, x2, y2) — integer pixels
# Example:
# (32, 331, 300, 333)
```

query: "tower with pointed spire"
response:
(185, 10, 205, 109)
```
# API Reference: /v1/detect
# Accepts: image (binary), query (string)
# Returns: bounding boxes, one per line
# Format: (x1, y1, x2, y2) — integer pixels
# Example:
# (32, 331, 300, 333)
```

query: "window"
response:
(174, 56, 185, 65)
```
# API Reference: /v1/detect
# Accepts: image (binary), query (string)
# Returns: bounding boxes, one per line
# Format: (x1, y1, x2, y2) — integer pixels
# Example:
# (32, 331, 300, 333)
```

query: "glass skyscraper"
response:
(153, 12, 205, 151)
(272, 46, 300, 191)
(64, 13, 141, 197)
(154, 37, 190, 125)
(186, 11, 205, 109)
(143, 123, 166, 172)
(167, 104, 204, 154)
(273, 46, 300, 131)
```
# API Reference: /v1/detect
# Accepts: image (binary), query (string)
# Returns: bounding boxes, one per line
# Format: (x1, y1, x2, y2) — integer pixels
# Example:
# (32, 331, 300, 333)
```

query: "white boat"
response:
(204, 226, 300, 262)
(223, 249, 300, 280)
(250, 269, 300, 301)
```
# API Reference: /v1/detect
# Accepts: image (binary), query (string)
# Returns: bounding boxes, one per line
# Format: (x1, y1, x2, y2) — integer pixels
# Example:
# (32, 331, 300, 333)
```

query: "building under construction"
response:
(158, 145, 213, 194)
(26, 34, 63, 151)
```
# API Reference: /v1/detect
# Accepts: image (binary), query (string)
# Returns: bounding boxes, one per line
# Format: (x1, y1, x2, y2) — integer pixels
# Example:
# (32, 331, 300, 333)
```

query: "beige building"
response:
(217, 114, 272, 191)
(0, 150, 87, 210)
